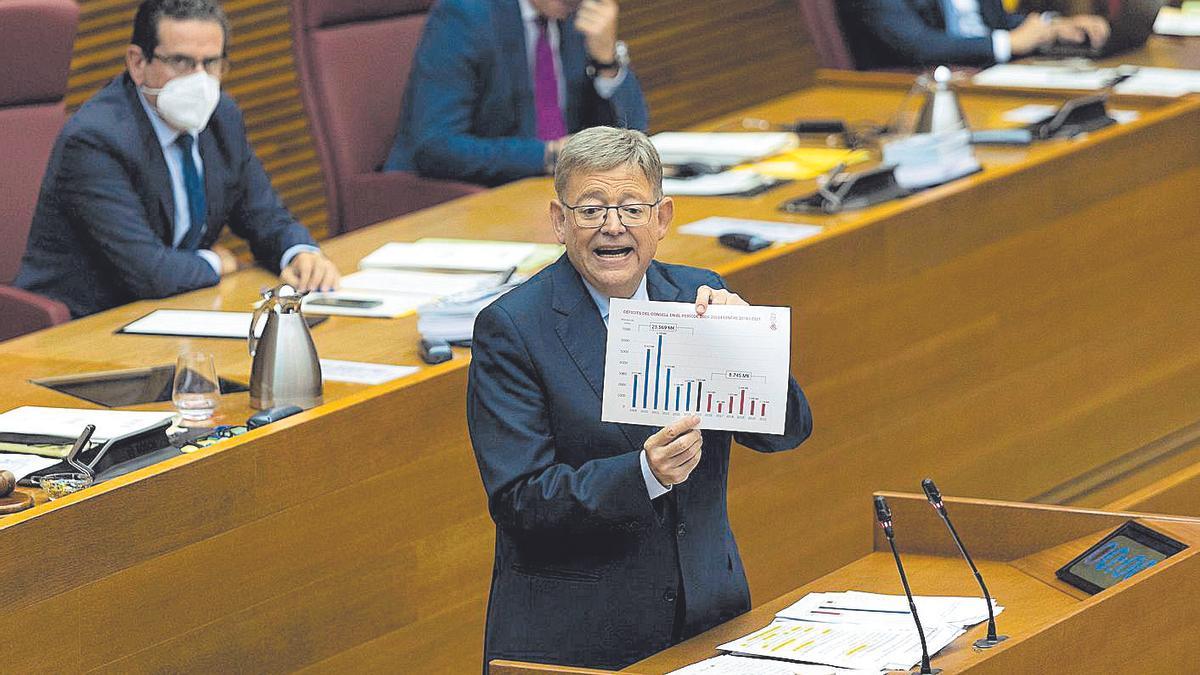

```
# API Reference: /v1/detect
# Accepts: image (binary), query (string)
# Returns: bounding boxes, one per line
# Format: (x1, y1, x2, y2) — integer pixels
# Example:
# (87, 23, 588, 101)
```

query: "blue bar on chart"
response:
(632, 374, 639, 407)
(653, 334, 663, 409)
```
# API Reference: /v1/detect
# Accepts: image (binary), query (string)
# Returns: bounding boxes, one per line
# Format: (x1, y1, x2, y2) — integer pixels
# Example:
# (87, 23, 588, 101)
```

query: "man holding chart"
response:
(466, 126, 812, 670)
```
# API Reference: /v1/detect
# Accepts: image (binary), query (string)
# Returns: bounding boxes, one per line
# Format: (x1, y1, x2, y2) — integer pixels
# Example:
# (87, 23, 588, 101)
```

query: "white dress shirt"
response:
(516, 0, 626, 109)
(136, 89, 317, 275)
(942, 0, 1013, 63)
(582, 274, 673, 501)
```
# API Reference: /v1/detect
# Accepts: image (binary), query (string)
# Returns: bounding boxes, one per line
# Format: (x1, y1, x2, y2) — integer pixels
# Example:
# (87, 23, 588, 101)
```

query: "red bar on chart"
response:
(740, 390, 745, 415)
(717, 402, 723, 413)
(761, 403, 767, 416)
(707, 393, 713, 412)
(750, 400, 756, 416)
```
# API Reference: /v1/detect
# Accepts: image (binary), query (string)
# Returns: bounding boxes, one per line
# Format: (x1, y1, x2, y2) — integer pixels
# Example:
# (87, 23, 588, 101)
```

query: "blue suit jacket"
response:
(467, 256, 812, 669)
(15, 74, 316, 318)
(384, 0, 649, 186)
(840, 0, 1025, 69)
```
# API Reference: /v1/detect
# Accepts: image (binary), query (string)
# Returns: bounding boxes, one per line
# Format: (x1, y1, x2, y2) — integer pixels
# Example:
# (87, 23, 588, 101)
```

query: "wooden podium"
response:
(493, 493, 1200, 674)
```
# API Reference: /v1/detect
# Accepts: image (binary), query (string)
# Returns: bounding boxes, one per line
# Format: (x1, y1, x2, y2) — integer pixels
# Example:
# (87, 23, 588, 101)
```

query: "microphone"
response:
(875, 496, 941, 675)
(922, 479, 1008, 649)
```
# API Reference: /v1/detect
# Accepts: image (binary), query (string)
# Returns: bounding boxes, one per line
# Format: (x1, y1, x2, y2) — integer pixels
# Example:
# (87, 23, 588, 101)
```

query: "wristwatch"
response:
(586, 40, 629, 78)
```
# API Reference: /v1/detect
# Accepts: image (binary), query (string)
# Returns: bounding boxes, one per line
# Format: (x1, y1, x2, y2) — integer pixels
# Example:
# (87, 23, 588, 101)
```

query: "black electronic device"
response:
(1027, 94, 1117, 140)
(789, 119, 849, 135)
(875, 495, 942, 675)
(306, 296, 383, 309)
(1042, 0, 1164, 58)
(718, 233, 771, 253)
(921, 479, 1008, 649)
(246, 405, 304, 430)
(420, 338, 454, 365)
(781, 165, 910, 214)
(1055, 520, 1186, 595)
(32, 364, 247, 407)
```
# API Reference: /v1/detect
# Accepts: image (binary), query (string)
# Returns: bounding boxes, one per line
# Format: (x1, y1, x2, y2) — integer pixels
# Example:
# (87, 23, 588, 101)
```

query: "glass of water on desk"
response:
(173, 352, 220, 423)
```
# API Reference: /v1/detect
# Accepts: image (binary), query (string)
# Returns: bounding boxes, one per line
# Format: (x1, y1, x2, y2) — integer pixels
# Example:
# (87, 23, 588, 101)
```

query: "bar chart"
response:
(602, 299, 791, 434)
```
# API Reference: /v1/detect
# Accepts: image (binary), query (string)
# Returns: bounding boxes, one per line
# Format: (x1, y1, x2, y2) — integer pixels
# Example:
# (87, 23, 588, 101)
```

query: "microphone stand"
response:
(922, 479, 1008, 650)
(876, 496, 941, 675)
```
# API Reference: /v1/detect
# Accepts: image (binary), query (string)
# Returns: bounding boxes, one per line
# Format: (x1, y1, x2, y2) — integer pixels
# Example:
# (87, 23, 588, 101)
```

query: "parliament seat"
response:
(0, 0, 77, 341)
(289, 0, 481, 235)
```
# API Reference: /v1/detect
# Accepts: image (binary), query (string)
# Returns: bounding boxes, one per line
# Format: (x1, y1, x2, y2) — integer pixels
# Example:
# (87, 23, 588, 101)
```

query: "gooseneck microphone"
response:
(875, 496, 941, 675)
(921, 479, 1008, 649)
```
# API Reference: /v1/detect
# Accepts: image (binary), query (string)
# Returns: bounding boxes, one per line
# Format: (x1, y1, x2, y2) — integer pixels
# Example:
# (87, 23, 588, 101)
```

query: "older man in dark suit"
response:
(840, 0, 1110, 68)
(16, 0, 339, 318)
(384, 0, 648, 187)
(466, 127, 813, 670)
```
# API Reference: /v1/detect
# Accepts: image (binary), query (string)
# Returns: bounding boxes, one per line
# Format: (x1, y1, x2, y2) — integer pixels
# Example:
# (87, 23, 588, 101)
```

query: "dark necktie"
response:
(534, 17, 568, 141)
(175, 134, 207, 250)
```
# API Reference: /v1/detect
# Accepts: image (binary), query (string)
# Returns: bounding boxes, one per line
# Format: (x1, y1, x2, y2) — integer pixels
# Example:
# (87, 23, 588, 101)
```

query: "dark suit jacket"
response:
(841, 0, 1025, 69)
(15, 73, 316, 318)
(467, 256, 812, 669)
(384, 0, 649, 186)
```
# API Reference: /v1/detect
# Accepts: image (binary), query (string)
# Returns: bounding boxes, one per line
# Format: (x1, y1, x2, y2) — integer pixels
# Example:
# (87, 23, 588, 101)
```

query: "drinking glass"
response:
(173, 352, 220, 422)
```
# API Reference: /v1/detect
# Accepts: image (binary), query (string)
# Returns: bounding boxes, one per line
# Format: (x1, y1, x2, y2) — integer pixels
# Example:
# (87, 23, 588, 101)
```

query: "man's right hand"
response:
(644, 415, 703, 487)
(1009, 13, 1057, 57)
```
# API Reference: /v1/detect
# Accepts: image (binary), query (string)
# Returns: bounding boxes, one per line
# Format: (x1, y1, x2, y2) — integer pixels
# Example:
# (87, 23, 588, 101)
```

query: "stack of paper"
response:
(416, 283, 521, 343)
(972, 64, 1121, 90)
(714, 591, 1003, 672)
(303, 239, 562, 319)
(1154, 7, 1200, 36)
(0, 406, 178, 480)
(1114, 66, 1200, 97)
(733, 147, 871, 181)
(669, 654, 874, 674)
(662, 170, 777, 196)
(652, 132, 799, 166)
(678, 217, 823, 244)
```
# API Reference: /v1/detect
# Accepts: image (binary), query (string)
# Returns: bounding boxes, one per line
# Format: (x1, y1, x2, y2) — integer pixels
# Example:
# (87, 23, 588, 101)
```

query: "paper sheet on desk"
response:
(0, 453, 61, 480)
(1114, 66, 1200, 96)
(319, 359, 418, 385)
(301, 291, 429, 319)
(359, 240, 536, 273)
(718, 619, 963, 671)
(1001, 104, 1140, 125)
(663, 171, 775, 196)
(0, 407, 176, 444)
(1154, 7, 1200, 36)
(119, 309, 264, 338)
(678, 217, 823, 244)
(973, 64, 1120, 90)
(652, 132, 798, 165)
(732, 147, 870, 181)
(668, 654, 873, 674)
(776, 591, 1003, 630)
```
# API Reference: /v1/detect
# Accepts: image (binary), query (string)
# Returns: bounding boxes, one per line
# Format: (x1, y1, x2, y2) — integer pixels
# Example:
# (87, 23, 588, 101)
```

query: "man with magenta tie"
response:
(384, 0, 648, 187)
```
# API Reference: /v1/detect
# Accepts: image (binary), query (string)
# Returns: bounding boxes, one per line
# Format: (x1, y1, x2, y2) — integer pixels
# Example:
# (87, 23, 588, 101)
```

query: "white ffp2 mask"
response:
(143, 71, 221, 132)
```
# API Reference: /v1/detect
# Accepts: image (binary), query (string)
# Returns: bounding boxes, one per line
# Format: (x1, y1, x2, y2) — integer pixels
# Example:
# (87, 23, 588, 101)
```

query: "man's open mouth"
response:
(594, 246, 633, 258)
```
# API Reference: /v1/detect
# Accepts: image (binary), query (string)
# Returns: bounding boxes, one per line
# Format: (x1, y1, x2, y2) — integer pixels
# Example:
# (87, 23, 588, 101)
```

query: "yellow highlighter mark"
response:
(771, 638, 795, 652)
(846, 643, 868, 655)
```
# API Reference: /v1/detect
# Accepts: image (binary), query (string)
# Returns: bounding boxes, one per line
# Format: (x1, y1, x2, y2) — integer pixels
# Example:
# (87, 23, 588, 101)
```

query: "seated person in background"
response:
(16, 0, 339, 318)
(384, 0, 648, 187)
(467, 126, 813, 669)
(839, 0, 1111, 69)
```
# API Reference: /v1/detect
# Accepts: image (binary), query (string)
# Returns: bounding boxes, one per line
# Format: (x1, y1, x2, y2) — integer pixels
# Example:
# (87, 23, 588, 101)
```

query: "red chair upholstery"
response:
(0, 286, 72, 342)
(0, 0, 76, 341)
(797, 0, 856, 70)
(289, 0, 482, 235)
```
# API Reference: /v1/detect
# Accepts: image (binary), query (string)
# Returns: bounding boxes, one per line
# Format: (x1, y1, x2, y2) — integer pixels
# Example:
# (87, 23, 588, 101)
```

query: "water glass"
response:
(173, 352, 220, 422)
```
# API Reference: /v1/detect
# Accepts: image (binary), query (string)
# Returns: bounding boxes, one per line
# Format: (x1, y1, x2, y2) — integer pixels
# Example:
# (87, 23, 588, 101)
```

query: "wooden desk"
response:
(2, 77, 1199, 672)
(626, 494, 1200, 674)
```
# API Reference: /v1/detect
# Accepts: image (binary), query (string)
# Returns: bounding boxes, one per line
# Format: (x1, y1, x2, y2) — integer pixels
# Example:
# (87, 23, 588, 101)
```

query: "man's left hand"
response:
(281, 252, 340, 292)
(695, 285, 746, 316)
(1052, 15, 1111, 48)
(576, 0, 619, 65)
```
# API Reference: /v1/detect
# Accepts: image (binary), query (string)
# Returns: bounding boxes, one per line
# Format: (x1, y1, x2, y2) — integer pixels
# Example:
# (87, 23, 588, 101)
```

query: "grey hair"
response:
(554, 126, 663, 201)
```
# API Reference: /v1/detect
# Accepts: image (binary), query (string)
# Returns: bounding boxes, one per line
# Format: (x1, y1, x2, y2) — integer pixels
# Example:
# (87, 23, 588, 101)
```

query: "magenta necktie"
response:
(534, 18, 567, 141)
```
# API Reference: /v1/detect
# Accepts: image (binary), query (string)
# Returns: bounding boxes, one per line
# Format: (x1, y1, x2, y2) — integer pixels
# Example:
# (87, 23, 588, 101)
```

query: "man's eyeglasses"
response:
(151, 51, 230, 76)
(180, 425, 248, 453)
(562, 200, 661, 228)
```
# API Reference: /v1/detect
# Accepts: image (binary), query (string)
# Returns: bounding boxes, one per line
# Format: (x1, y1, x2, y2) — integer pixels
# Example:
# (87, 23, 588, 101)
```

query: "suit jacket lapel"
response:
(559, 17, 585, 130)
(497, 0, 536, 137)
(125, 75, 176, 246)
(199, 130, 221, 246)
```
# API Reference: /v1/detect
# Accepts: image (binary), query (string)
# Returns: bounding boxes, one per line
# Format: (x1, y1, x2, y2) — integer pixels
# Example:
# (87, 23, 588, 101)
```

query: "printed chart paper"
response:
(602, 299, 791, 434)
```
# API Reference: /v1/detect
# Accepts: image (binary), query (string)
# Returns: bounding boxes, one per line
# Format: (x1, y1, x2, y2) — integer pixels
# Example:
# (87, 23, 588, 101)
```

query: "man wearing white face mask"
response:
(16, 0, 341, 318)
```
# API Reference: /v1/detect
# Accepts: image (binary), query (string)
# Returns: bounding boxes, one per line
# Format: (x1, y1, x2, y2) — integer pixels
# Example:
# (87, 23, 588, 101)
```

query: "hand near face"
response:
(694, 284, 747, 316)
(575, 0, 619, 64)
(281, 252, 340, 293)
(644, 415, 703, 487)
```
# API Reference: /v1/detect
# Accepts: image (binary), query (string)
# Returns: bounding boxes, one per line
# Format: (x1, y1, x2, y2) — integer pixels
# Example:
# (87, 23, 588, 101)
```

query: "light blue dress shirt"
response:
(941, 0, 1013, 62)
(582, 274, 674, 501)
(136, 90, 317, 275)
